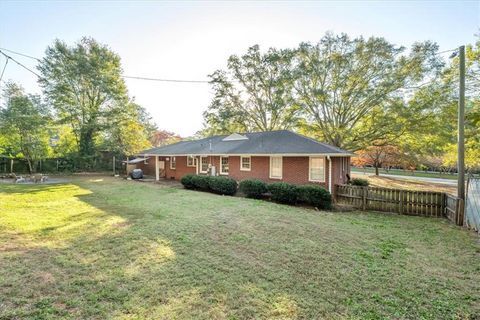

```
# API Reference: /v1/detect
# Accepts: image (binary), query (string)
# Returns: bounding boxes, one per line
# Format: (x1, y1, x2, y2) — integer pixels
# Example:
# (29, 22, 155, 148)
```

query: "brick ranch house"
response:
(132, 130, 352, 194)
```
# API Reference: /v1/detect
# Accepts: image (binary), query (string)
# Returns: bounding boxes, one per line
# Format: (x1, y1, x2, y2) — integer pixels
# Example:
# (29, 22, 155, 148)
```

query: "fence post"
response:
(441, 193, 446, 217)
(399, 190, 404, 215)
(362, 187, 367, 211)
(457, 198, 465, 226)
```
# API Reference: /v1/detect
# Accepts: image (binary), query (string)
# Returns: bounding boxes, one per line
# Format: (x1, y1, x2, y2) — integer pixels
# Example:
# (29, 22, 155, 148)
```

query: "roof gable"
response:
(222, 133, 249, 141)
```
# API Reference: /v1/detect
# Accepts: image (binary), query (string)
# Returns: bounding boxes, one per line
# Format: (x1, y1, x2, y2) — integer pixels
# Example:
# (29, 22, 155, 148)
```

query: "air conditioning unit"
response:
(210, 166, 216, 176)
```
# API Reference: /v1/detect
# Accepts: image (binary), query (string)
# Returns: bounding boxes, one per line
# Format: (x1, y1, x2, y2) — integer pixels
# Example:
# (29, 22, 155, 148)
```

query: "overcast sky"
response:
(0, 0, 478, 136)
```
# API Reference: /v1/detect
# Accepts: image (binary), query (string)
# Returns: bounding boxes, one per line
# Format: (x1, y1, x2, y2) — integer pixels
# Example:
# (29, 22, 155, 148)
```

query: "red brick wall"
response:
(135, 159, 156, 176)
(226, 156, 328, 188)
(164, 156, 196, 180)
(134, 155, 351, 193)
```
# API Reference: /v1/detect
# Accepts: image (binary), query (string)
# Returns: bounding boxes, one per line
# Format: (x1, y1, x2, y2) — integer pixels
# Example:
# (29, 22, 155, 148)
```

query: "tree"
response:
(151, 130, 181, 147)
(353, 144, 405, 175)
(202, 45, 298, 135)
(101, 102, 156, 156)
(293, 33, 442, 151)
(38, 37, 128, 168)
(0, 83, 51, 173)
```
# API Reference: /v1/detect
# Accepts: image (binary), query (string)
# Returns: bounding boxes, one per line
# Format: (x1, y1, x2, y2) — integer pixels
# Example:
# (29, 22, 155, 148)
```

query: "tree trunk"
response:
(374, 164, 380, 176)
(79, 128, 96, 169)
(26, 158, 33, 174)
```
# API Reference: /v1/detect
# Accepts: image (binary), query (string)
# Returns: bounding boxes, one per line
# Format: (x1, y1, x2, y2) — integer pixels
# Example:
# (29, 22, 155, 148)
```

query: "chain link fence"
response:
(466, 178, 480, 232)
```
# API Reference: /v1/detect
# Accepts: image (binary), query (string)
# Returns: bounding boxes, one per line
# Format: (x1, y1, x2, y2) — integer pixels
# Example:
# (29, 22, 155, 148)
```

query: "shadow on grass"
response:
(0, 178, 479, 319)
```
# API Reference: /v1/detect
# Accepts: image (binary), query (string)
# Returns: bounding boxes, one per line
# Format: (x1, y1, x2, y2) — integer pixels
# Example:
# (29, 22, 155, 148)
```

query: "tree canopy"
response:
(38, 37, 130, 167)
(0, 83, 52, 173)
(202, 45, 298, 135)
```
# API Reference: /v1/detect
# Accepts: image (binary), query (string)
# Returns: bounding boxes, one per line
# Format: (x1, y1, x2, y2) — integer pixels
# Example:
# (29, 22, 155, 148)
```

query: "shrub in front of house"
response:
(208, 176, 238, 195)
(180, 174, 196, 189)
(350, 178, 369, 186)
(191, 175, 211, 190)
(268, 182, 298, 204)
(239, 179, 268, 199)
(297, 185, 332, 209)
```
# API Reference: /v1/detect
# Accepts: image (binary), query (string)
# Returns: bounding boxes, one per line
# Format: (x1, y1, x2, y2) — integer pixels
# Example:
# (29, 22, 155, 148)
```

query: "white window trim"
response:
(170, 156, 176, 170)
(187, 155, 195, 167)
(309, 156, 326, 182)
(240, 156, 251, 171)
(269, 156, 283, 179)
(200, 156, 209, 174)
(220, 156, 229, 175)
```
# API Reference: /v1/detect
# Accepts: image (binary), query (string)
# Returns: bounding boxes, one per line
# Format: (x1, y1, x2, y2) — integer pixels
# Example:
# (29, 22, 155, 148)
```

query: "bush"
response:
(191, 175, 211, 190)
(239, 179, 268, 199)
(180, 174, 196, 189)
(208, 176, 238, 195)
(268, 182, 298, 204)
(350, 178, 369, 186)
(297, 185, 332, 209)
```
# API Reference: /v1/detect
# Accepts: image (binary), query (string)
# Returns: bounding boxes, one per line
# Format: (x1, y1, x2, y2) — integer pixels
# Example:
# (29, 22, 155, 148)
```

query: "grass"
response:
(0, 176, 479, 319)
(351, 173, 457, 194)
(352, 167, 461, 180)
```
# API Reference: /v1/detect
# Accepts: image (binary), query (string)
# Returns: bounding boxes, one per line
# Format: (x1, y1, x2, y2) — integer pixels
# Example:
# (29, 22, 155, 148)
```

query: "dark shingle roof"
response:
(140, 130, 352, 156)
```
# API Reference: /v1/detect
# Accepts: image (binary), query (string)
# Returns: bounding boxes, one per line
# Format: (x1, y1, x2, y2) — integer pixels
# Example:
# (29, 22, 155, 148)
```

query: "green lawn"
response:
(352, 167, 461, 180)
(0, 177, 479, 319)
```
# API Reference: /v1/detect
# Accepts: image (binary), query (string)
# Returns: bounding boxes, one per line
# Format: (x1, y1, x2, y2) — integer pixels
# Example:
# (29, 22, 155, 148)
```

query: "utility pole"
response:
(457, 45, 465, 201)
(457, 45, 466, 226)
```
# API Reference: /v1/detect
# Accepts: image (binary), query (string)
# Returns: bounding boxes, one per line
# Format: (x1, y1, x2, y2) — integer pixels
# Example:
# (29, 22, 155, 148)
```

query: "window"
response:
(309, 157, 325, 182)
(187, 156, 195, 167)
(170, 156, 176, 170)
(200, 156, 209, 173)
(269, 156, 282, 179)
(240, 156, 251, 171)
(220, 156, 229, 175)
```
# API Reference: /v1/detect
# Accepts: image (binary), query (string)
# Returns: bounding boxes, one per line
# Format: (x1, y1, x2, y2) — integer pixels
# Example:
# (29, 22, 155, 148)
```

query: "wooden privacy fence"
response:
(335, 184, 463, 225)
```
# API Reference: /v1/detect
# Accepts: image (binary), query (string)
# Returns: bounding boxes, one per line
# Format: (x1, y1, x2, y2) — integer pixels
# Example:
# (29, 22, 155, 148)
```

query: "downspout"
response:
(327, 156, 332, 194)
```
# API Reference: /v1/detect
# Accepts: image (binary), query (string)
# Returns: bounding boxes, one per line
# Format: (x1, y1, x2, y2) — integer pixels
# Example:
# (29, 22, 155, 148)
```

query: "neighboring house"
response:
(135, 130, 352, 194)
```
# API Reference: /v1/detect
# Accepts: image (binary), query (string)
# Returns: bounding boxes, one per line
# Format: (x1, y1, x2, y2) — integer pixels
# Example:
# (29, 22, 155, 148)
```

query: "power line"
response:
(436, 48, 457, 55)
(0, 46, 466, 87)
(0, 58, 9, 83)
(0, 50, 43, 79)
(0, 47, 41, 61)
(0, 47, 211, 84)
(123, 75, 209, 83)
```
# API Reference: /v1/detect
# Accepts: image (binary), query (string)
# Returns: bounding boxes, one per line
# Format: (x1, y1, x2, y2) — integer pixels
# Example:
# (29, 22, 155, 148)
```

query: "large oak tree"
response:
(38, 37, 129, 167)
(203, 45, 299, 135)
(293, 33, 442, 151)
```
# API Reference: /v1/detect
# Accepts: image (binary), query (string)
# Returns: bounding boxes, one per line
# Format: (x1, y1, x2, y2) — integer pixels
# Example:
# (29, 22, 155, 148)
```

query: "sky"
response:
(0, 0, 479, 136)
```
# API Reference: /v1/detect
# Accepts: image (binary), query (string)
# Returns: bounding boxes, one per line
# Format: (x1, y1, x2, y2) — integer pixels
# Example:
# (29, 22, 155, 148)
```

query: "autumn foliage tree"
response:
(353, 145, 408, 175)
(150, 130, 181, 147)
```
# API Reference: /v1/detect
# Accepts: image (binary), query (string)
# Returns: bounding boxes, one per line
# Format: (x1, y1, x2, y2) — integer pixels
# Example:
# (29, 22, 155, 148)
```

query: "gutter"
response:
(137, 153, 353, 157)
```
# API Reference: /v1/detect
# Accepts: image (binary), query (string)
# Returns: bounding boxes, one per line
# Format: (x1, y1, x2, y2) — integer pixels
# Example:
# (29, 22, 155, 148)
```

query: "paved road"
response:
(353, 171, 458, 186)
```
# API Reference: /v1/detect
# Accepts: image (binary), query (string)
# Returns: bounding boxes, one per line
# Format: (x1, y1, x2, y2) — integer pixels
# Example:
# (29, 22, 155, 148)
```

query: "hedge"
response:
(239, 179, 268, 199)
(208, 176, 238, 195)
(181, 174, 333, 210)
(268, 182, 298, 204)
(181, 174, 237, 195)
(297, 185, 332, 209)
(191, 175, 211, 190)
(180, 174, 195, 189)
(350, 178, 369, 186)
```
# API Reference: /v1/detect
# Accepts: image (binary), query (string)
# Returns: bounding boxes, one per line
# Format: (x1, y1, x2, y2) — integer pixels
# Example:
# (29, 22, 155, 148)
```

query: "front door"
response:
(158, 160, 166, 178)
